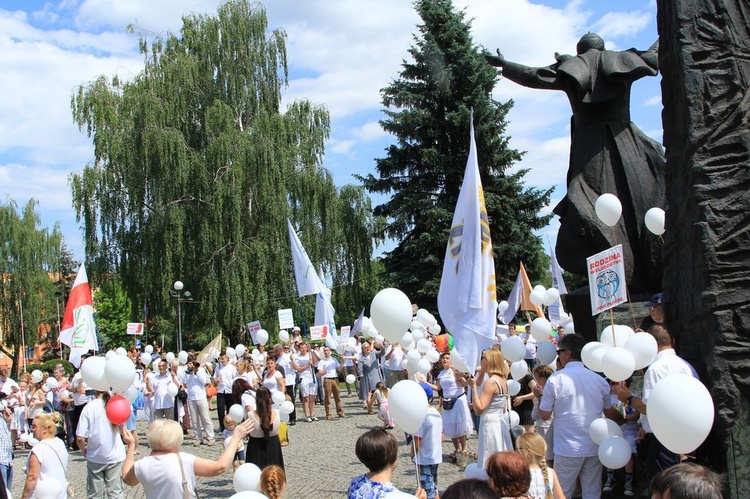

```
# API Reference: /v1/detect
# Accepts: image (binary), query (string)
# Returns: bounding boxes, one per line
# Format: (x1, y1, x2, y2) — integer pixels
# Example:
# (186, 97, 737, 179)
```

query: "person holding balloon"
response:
(355, 341, 385, 414)
(21, 412, 69, 499)
(436, 352, 473, 461)
(468, 349, 513, 469)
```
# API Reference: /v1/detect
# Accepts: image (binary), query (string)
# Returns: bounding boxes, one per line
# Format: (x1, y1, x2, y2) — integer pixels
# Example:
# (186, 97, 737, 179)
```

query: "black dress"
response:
(245, 410, 284, 470)
(515, 374, 535, 426)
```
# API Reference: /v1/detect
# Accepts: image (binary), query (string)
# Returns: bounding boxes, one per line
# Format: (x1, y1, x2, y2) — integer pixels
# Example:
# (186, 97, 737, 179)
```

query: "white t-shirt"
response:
(539, 361, 611, 458)
(184, 370, 208, 402)
(413, 407, 443, 466)
(262, 371, 284, 394)
(277, 354, 296, 386)
(76, 398, 126, 464)
(214, 363, 238, 394)
(0, 377, 18, 396)
(29, 438, 68, 499)
(343, 344, 360, 367)
(294, 353, 314, 382)
(152, 373, 175, 410)
(385, 345, 405, 371)
(241, 391, 256, 412)
(70, 375, 89, 406)
(134, 452, 197, 499)
(522, 333, 538, 360)
(318, 357, 340, 378)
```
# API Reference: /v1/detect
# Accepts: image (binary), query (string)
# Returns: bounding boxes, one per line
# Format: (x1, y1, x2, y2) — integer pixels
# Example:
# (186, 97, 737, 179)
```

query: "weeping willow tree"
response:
(70, 0, 378, 346)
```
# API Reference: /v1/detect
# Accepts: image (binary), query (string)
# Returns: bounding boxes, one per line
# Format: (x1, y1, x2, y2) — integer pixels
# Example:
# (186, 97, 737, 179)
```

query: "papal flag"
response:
(548, 242, 568, 322)
(288, 219, 326, 297)
(59, 263, 99, 368)
(501, 262, 544, 324)
(437, 117, 497, 371)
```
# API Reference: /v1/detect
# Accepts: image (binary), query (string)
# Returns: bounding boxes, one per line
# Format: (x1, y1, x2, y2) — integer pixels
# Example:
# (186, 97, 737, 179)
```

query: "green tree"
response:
(0, 199, 64, 377)
(94, 275, 134, 350)
(70, 0, 377, 348)
(358, 0, 553, 313)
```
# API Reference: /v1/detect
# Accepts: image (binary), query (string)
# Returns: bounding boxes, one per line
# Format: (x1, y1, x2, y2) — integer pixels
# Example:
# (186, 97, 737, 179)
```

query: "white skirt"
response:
(441, 396, 473, 438)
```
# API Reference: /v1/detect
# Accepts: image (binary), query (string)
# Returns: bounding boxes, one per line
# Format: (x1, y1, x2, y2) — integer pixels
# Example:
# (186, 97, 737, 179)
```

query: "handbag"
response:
(176, 452, 199, 499)
(205, 384, 218, 398)
(442, 392, 465, 411)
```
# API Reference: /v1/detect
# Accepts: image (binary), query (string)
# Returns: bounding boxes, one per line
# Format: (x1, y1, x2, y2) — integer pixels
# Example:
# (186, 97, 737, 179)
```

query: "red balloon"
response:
(106, 394, 131, 425)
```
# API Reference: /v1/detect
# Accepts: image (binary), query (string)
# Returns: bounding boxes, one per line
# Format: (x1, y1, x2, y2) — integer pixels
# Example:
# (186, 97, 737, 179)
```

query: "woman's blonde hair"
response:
(516, 432, 553, 499)
(484, 349, 508, 378)
(259, 465, 286, 499)
(146, 419, 184, 451)
(34, 412, 62, 437)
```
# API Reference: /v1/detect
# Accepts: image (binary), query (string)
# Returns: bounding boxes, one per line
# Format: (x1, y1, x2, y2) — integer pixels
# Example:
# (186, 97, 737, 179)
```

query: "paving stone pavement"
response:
(11, 395, 475, 498)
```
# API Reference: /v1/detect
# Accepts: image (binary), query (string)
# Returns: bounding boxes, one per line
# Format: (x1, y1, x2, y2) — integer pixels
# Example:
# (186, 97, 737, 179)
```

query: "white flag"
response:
(501, 270, 524, 325)
(315, 270, 338, 349)
(548, 242, 567, 322)
(587, 244, 628, 315)
(59, 263, 99, 368)
(288, 219, 326, 297)
(437, 118, 497, 371)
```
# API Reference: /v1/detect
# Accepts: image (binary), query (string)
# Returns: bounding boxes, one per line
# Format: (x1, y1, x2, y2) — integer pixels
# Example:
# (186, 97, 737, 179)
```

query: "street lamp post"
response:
(170, 281, 192, 352)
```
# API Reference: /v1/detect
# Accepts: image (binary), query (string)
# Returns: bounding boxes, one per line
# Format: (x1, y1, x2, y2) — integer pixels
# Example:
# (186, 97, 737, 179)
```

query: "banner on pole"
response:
(339, 326, 351, 344)
(310, 325, 329, 341)
(247, 320, 261, 344)
(587, 244, 627, 315)
(278, 309, 294, 330)
(126, 323, 145, 335)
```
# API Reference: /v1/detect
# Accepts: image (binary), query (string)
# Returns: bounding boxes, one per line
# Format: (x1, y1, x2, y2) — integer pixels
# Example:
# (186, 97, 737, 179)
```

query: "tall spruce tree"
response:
(359, 0, 553, 313)
(70, 0, 378, 345)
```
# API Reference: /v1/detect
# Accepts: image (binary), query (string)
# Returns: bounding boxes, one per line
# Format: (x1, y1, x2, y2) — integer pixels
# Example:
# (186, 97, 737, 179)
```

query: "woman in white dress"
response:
(436, 353, 473, 458)
(467, 349, 513, 469)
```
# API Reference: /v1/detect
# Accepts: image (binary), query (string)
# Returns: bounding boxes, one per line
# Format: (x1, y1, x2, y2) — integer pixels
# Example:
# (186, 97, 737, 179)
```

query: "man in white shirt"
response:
(616, 324, 699, 483)
(184, 360, 215, 446)
(539, 334, 622, 499)
(212, 354, 237, 433)
(317, 346, 346, 420)
(146, 361, 179, 420)
(384, 343, 407, 388)
(521, 324, 538, 370)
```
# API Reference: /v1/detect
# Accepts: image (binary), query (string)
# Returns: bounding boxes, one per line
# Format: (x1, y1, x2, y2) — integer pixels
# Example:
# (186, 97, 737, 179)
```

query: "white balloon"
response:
(33, 476, 63, 499)
(602, 347, 636, 382)
(31, 370, 43, 384)
(428, 324, 441, 335)
(272, 391, 286, 405)
(144, 345, 154, 354)
(402, 339, 415, 351)
(229, 404, 246, 423)
(251, 349, 260, 360)
(536, 341, 558, 366)
(389, 380, 428, 434)
(543, 288, 560, 306)
(497, 300, 509, 314)
(226, 347, 237, 359)
(348, 337, 357, 348)
(401, 358, 410, 370)
(416, 309, 437, 327)
(45, 377, 58, 390)
(178, 351, 189, 365)
(280, 401, 294, 414)
(60, 389, 71, 399)
(256, 329, 269, 346)
(600, 325, 634, 348)
(589, 417, 624, 445)
(371, 288, 413, 344)
(417, 358, 432, 375)
(233, 462, 262, 492)
(501, 336, 526, 363)
(19, 433, 29, 443)
(531, 318, 553, 343)
(235, 344, 246, 357)
(581, 342, 609, 372)
(105, 355, 137, 394)
(223, 436, 233, 449)
(595, 193, 623, 227)
(410, 320, 425, 332)
(400, 332, 414, 346)
(416, 338, 431, 354)
(81, 357, 109, 391)
(125, 385, 140, 404)
(645, 207, 666, 235)
(375, 334, 385, 344)
(503, 410, 520, 428)
(425, 349, 440, 363)
(648, 374, 714, 454)
(345, 374, 356, 384)
(28, 436, 39, 446)
(598, 436, 632, 469)
(406, 349, 421, 362)
(152, 356, 162, 369)
(411, 329, 425, 342)
(507, 379, 521, 396)
(278, 330, 290, 343)
(116, 347, 127, 356)
(510, 360, 529, 381)
(450, 349, 471, 373)
(529, 287, 546, 307)
(165, 352, 175, 364)
(464, 462, 489, 480)
(279, 410, 289, 423)
(105, 350, 115, 360)
(139, 353, 151, 366)
(624, 332, 658, 370)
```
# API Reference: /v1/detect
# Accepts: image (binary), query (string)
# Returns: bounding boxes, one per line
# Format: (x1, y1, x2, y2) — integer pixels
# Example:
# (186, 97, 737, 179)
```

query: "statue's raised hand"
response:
(484, 48, 505, 67)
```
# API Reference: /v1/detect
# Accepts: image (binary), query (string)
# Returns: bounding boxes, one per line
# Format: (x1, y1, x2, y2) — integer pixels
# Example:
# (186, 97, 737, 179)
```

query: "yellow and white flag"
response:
(437, 117, 498, 371)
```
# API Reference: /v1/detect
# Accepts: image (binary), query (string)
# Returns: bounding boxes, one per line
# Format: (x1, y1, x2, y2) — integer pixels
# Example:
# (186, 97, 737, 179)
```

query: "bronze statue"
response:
(487, 33, 665, 293)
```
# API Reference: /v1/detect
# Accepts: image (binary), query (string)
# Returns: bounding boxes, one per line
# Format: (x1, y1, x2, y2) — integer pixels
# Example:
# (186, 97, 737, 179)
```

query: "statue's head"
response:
(577, 33, 605, 54)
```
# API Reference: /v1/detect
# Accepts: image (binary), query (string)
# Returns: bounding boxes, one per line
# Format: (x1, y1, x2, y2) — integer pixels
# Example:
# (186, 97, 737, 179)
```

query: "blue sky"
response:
(0, 0, 661, 263)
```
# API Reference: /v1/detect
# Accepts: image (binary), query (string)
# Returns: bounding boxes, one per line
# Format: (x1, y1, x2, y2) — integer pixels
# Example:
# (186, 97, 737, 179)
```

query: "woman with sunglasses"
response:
(467, 349, 513, 469)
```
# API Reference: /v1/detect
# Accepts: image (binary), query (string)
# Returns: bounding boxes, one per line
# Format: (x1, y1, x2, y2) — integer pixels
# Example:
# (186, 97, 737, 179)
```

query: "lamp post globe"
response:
(174, 280, 184, 291)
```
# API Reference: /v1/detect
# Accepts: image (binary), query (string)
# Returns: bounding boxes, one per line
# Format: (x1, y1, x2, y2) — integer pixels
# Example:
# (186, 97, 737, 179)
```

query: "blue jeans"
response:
(0, 462, 12, 489)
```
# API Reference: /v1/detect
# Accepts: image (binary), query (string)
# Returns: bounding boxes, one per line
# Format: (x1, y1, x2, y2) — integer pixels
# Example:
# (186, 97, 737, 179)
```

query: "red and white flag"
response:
(59, 263, 99, 368)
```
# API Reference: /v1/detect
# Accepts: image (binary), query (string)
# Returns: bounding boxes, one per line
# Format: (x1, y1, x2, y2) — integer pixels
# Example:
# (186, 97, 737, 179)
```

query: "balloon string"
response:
(412, 437, 420, 491)
(610, 219, 637, 333)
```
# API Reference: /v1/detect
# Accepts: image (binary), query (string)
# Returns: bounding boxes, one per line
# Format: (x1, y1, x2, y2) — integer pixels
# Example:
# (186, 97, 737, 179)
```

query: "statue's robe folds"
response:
(502, 45, 665, 293)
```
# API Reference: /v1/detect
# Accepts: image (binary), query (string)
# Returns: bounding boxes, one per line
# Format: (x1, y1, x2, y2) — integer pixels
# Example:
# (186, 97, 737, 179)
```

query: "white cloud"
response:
(594, 11, 652, 39)
(352, 122, 386, 142)
(645, 95, 661, 106)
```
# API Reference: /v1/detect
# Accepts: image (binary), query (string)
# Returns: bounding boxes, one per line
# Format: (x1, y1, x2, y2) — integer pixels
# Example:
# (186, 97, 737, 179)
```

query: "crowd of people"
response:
(0, 293, 726, 498)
